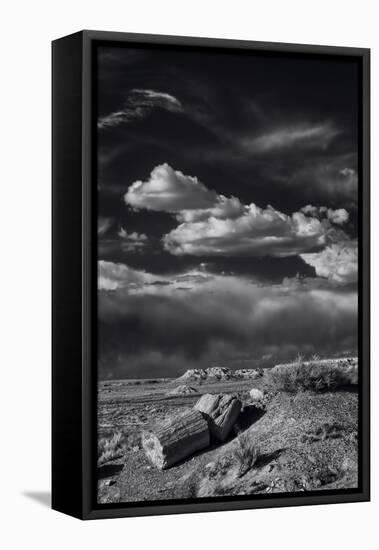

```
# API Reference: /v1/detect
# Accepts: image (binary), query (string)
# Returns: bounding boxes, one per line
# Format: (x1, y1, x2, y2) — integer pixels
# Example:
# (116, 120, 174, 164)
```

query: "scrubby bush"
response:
(233, 433, 260, 478)
(98, 431, 126, 466)
(265, 358, 357, 393)
(196, 437, 261, 497)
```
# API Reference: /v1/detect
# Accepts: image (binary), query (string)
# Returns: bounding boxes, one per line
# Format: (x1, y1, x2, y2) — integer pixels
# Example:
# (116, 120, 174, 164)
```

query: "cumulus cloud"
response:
(117, 227, 148, 252)
(124, 163, 220, 212)
(326, 208, 349, 225)
(98, 89, 182, 129)
(301, 205, 349, 225)
(244, 122, 339, 153)
(125, 164, 352, 258)
(98, 264, 357, 378)
(163, 206, 330, 257)
(301, 240, 358, 284)
(176, 195, 245, 222)
(118, 228, 147, 241)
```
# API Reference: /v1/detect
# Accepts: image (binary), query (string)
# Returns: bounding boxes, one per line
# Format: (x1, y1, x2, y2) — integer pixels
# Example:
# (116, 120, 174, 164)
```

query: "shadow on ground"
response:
(98, 463, 124, 479)
(235, 404, 266, 433)
(22, 491, 51, 507)
(255, 448, 284, 468)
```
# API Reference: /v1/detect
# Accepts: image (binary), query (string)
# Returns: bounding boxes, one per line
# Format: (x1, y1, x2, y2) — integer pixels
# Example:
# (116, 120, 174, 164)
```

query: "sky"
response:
(96, 43, 359, 380)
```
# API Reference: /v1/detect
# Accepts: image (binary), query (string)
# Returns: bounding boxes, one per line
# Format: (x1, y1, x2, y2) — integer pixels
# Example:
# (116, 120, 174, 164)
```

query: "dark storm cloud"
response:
(98, 267, 357, 378)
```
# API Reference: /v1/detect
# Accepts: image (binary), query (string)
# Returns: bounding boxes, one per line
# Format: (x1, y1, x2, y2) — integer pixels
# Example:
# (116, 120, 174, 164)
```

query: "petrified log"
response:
(194, 393, 242, 442)
(142, 409, 210, 470)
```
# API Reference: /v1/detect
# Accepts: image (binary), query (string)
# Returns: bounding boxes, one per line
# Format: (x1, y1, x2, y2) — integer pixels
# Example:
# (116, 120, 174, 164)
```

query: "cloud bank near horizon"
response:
(98, 260, 357, 379)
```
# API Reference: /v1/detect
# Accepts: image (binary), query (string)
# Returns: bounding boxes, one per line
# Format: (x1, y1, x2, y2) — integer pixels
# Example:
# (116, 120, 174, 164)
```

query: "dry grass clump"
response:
(233, 432, 260, 478)
(265, 357, 357, 393)
(195, 434, 260, 497)
(98, 431, 126, 466)
(195, 455, 235, 498)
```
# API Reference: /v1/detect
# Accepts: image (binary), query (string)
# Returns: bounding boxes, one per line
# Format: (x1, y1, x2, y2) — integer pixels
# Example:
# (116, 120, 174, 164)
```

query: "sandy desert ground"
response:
(97, 360, 358, 504)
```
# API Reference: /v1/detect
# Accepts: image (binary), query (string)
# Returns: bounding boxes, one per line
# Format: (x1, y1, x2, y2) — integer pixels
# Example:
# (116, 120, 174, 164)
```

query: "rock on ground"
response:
(167, 385, 199, 396)
(249, 388, 264, 402)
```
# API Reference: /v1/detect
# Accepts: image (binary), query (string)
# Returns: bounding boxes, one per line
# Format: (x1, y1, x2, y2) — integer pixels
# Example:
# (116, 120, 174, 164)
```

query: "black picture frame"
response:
(52, 30, 370, 520)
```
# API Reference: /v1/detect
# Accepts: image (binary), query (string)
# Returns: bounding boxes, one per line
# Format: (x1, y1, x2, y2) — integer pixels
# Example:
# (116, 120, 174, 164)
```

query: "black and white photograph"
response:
(2, 0, 377, 540)
(96, 43, 361, 505)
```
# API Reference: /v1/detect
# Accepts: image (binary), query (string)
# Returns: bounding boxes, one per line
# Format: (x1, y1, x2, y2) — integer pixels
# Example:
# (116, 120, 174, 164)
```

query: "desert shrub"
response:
(265, 358, 357, 393)
(185, 477, 199, 499)
(196, 438, 260, 497)
(98, 431, 126, 466)
(193, 456, 233, 498)
(233, 433, 260, 478)
(197, 456, 239, 497)
(206, 456, 234, 480)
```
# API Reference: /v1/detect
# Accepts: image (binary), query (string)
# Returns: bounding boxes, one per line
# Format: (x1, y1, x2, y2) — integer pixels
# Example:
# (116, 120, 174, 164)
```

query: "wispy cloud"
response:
(274, 155, 358, 206)
(98, 217, 113, 236)
(98, 89, 182, 129)
(244, 122, 340, 153)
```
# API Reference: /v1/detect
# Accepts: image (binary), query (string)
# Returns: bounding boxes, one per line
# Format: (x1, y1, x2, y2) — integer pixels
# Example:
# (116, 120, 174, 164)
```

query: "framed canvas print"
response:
(52, 30, 370, 520)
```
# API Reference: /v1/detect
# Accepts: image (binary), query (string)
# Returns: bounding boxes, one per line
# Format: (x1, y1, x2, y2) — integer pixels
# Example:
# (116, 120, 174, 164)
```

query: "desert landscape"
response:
(96, 47, 360, 506)
(97, 357, 358, 504)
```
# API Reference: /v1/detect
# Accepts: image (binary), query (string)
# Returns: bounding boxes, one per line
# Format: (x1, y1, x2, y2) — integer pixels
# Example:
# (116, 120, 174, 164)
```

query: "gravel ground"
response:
(97, 378, 358, 504)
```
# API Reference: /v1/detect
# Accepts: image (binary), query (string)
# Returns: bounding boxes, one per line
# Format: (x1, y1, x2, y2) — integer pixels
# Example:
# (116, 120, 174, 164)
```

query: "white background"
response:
(0, 0, 377, 548)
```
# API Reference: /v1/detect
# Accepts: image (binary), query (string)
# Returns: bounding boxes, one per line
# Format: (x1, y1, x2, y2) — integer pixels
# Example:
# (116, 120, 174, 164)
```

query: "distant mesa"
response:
(234, 368, 263, 380)
(167, 384, 199, 396)
(175, 366, 262, 384)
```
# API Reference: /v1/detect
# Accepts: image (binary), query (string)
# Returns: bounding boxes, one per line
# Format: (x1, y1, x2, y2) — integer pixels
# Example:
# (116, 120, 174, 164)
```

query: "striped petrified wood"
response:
(194, 393, 242, 442)
(142, 409, 210, 469)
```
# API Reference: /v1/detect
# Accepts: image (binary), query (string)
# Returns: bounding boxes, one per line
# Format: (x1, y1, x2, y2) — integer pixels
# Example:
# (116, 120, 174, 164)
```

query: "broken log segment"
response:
(142, 409, 210, 470)
(194, 393, 242, 442)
